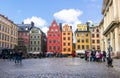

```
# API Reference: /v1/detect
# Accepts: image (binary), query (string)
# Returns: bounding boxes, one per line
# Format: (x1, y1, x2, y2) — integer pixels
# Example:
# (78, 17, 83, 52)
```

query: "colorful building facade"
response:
(62, 24, 73, 55)
(75, 24, 91, 54)
(47, 20, 62, 53)
(0, 14, 18, 49)
(89, 25, 101, 50)
(17, 22, 34, 52)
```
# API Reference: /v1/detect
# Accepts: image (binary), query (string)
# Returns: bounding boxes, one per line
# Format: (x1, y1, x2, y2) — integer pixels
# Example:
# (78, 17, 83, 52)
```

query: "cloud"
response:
(24, 16, 48, 34)
(24, 16, 47, 27)
(41, 27, 49, 35)
(87, 20, 93, 24)
(53, 9, 83, 43)
(53, 9, 83, 23)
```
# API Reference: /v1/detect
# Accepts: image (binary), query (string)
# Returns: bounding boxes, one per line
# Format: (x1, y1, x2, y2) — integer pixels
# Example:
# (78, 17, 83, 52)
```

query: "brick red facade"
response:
(47, 20, 62, 53)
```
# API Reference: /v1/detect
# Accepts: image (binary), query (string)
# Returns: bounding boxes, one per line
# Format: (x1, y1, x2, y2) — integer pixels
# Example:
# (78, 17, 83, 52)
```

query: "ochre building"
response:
(62, 24, 73, 55)
(75, 24, 91, 54)
(0, 14, 18, 49)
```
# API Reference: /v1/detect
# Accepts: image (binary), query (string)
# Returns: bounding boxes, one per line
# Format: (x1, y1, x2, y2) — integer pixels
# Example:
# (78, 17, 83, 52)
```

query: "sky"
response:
(0, 0, 103, 34)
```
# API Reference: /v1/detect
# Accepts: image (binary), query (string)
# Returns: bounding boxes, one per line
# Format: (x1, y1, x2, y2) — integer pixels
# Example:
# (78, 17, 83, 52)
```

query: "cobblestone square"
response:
(0, 58, 120, 78)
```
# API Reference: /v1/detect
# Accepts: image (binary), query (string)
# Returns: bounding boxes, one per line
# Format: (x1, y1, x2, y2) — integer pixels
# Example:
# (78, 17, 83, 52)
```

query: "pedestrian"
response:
(90, 48, 96, 62)
(103, 51, 106, 62)
(96, 50, 100, 62)
(72, 51, 75, 58)
(106, 49, 113, 67)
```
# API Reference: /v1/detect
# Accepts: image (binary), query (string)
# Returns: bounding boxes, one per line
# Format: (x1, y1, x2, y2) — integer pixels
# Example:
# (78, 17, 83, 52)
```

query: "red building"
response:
(47, 20, 62, 53)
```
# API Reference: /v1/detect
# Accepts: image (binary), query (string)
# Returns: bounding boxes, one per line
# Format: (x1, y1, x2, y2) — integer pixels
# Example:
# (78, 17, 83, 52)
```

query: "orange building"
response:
(62, 24, 73, 55)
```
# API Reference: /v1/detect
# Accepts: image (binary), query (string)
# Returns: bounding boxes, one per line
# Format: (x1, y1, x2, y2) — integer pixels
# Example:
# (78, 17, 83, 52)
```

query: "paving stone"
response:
(0, 58, 120, 78)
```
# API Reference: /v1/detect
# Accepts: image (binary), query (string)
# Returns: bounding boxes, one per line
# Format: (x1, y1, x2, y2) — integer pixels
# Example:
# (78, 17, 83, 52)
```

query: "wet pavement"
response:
(0, 58, 120, 78)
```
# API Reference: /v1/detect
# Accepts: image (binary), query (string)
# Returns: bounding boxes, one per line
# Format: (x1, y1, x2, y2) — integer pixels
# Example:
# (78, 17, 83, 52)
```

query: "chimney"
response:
(86, 22, 90, 31)
(59, 23, 62, 32)
(31, 21, 34, 27)
(22, 22, 24, 24)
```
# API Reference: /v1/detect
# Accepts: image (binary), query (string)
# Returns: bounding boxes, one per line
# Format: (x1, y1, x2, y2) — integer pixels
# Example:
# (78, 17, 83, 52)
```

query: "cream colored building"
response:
(0, 14, 18, 49)
(89, 25, 101, 50)
(100, 0, 120, 57)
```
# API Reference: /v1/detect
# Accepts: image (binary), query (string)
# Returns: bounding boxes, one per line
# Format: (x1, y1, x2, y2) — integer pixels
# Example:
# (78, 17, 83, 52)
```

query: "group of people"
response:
(84, 49, 113, 67)
(1, 51, 23, 64)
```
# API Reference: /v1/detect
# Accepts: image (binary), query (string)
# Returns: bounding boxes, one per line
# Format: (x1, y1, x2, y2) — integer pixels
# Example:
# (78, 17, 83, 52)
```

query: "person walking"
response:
(103, 51, 106, 62)
(106, 48, 113, 67)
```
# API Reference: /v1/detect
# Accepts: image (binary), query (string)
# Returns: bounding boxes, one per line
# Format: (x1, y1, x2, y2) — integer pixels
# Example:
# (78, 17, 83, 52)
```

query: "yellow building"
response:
(0, 14, 18, 49)
(89, 25, 101, 50)
(75, 24, 91, 54)
(100, 0, 120, 57)
(62, 24, 72, 55)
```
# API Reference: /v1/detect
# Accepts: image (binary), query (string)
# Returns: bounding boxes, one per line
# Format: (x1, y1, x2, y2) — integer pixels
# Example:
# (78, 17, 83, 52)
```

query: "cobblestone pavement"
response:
(0, 58, 120, 78)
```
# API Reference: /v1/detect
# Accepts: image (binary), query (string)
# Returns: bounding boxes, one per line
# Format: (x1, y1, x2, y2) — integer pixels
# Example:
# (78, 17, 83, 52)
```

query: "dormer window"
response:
(25, 28, 28, 30)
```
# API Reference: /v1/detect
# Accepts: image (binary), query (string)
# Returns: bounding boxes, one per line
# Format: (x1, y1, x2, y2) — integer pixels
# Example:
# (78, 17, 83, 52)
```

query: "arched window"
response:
(96, 29, 99, 32)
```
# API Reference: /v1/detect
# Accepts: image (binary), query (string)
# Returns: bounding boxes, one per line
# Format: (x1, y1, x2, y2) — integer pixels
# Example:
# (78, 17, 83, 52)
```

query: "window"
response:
(63, 37, 66, 40)
(86, 45, 89, 49)
(55, 29, 58, 32)
(49, 40, 52, 43)
(96, 34, 99, 38)
(68, 48, 70, 51)
(63, 33, 65, 35)
(38, 41, 39, 44)
(92, 40, 95, 43)
(78, 45, 80, 49)
(64, 48, 66, 51)
(68, 37, 70, 40)
(93, 29, 95, 32)
(49, 34, 51, 36)
(34, 41, 36, 45)
(97, 40, 100, 43)
(38, 47, 39, 50)
(86, 39, 88, 43)
(53, 24, 56, 26)
(53, 40, 56, 43)
(51, 29, 54, 32)
(34, 47, 36, 51)
(96, 29, 99, 32)
(53, 34, 56, 36)
(82, 33, 84, 36)
(86, 34, 88, 36)
(68, 43, 70, 46)
(38, 36, 39, 38)
(77, 33, 80, 37)
(31, 41, 32, 44)
(92, 34, 95, 37)
(82, 39, 84, 43)
(49, 46, 52, 50)
(68, 33, 70, 35)
(58, 46, 60, 50)
(63, 43, 66, 46)
(82, 45, 84, 49)
(77, 39, 80, 43)
(97, 46, 100, 50)
(58, 40, 60, 43)
(53, 46, 56, 50)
